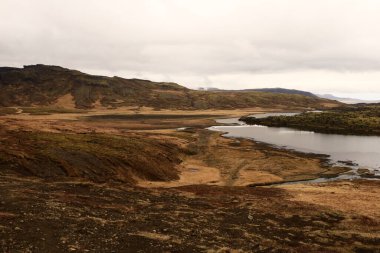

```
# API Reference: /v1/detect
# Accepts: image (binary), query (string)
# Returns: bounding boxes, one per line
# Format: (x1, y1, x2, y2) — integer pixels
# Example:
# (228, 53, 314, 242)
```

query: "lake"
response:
(210, 113, 380, 176)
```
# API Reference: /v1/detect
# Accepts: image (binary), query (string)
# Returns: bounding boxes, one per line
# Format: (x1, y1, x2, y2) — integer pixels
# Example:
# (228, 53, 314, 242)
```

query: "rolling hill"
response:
(0, 64, 341, 109)
(199, 87, 317, 97)
(251, 88, 317, 97)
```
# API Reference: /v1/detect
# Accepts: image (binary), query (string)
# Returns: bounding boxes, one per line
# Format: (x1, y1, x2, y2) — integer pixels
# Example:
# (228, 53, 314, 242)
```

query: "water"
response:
(210, 113, 380, 177)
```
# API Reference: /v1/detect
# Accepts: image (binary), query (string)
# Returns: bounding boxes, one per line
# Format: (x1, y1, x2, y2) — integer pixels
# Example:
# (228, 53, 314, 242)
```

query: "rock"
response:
(314, 236, 331, 244)
(248, 214, 253, 220)
(338, 160, 359, 166)
(357, 168, 376, 177)
(357, 168, 370, 174)
(312, 220, 329, 227)
(318, 212, 344, 222)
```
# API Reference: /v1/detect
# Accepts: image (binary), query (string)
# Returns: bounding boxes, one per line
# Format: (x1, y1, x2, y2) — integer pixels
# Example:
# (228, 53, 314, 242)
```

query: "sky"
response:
(1, 0, 380, 99)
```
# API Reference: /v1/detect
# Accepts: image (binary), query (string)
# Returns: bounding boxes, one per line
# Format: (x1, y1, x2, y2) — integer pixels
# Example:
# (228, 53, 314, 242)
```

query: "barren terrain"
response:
(0, 107, 379, 252)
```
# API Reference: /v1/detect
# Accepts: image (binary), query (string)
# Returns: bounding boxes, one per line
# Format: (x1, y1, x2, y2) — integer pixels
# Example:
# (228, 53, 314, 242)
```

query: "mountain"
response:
(0, 64, 341, 109)
(317, 94, 380, 104)
(199, 87, 317, 98)
(249, 88, 317, 98)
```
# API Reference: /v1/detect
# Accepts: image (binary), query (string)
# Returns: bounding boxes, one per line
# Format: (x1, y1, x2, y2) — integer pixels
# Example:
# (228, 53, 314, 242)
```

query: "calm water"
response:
(210, 113, 380, 175)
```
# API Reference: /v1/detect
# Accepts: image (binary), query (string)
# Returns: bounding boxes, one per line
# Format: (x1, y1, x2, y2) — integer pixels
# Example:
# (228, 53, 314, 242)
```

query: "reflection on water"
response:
(211, 113, 380, 174)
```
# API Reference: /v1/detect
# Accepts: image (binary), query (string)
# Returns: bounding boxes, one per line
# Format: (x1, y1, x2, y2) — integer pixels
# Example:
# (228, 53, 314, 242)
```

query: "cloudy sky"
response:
(1, 0, 380, 99)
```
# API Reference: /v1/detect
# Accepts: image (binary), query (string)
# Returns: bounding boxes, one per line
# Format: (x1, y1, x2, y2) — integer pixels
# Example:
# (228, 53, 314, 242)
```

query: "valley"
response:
(0, 66, 379, 252)
(0, 105, 379, 252)
(2, 0, 380, 251)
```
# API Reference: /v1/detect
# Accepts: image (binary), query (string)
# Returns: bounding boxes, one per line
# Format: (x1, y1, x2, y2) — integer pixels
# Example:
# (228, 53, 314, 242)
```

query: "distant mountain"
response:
(249, 88, 317, 98)
(0, 64, 341, 109)
(317, 94, 380, 104)
(199, 87, 317, 98)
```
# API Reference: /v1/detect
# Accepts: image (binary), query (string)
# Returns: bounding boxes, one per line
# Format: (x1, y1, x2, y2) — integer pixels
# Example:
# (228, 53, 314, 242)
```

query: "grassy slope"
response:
(0, 64, 340, 109)
(0, 130, 183, 183)
(241, 104, 380, 135)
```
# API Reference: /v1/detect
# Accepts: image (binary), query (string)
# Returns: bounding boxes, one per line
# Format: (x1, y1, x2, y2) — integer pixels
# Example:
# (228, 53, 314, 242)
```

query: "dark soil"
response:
(0, 176, 379, 252)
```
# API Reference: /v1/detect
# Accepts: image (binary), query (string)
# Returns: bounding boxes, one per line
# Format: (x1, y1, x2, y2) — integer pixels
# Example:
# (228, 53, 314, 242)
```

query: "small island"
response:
(240, 104, 380, 136)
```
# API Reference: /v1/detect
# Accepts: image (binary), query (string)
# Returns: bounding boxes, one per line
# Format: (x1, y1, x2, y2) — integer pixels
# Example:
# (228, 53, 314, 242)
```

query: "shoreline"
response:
(207, 116, 379, 185)
(210, 130, 354, 186)
(240, 105, 380, 136)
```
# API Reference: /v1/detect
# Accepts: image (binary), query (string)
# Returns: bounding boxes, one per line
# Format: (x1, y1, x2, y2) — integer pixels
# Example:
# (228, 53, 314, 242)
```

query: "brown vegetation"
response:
(0, 130, 182, 184)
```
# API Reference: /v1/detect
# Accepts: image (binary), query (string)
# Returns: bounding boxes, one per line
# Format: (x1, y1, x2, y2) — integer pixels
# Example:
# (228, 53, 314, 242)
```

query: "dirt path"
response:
(225, 160, 250, 186)
(196, 130, 250, 186)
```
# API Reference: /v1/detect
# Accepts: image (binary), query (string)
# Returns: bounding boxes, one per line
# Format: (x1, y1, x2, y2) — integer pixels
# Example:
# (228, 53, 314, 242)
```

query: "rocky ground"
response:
(0, 175, 379, 253)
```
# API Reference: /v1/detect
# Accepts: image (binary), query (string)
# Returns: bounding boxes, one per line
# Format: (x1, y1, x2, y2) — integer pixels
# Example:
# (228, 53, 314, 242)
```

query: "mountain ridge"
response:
(198, 87, 317, 98)
(0, 64, 341, 109)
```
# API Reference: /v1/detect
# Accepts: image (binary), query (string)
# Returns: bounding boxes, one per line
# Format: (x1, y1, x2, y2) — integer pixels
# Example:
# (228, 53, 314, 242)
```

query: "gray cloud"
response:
(1, 0, 380, 98)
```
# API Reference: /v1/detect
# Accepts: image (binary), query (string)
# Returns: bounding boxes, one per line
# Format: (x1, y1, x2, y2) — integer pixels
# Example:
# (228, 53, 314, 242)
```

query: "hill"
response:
(0, 129, 183, 184)
(199, 87, 317, 97)
(0, 64, 340, 109)
(249, 88, 317, 98)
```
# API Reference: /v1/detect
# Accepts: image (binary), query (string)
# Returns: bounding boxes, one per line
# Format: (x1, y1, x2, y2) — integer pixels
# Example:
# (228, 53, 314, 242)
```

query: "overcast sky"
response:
(1, 0, 380, 99)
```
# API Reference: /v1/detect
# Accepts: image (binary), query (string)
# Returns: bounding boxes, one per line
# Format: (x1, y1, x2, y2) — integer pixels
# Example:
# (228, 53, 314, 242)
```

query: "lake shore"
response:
(0, 108, 350, 187)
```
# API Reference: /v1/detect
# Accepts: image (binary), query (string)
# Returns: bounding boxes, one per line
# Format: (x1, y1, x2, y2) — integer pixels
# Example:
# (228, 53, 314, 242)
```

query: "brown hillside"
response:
(0, 130, 182, 184)
(0, 64, 341, 109)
